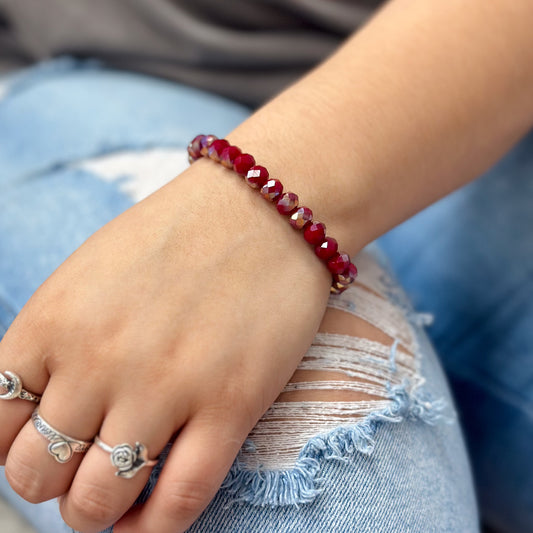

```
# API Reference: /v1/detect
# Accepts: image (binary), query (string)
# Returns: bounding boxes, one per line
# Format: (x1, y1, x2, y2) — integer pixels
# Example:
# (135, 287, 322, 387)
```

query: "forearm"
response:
(226, 0, 533, 255)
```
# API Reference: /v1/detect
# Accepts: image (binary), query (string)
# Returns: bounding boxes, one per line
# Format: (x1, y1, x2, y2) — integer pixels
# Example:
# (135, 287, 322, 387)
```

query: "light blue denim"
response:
(0, 60, 480, 532)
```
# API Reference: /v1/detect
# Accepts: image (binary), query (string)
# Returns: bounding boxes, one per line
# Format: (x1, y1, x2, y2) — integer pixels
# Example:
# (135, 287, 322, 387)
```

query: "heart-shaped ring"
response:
(31, 408, 92, 463)
(48, 440, 75, 464)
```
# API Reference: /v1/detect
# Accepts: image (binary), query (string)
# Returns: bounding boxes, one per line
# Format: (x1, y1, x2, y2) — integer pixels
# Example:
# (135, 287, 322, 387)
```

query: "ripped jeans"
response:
(0, 60, 487, 532)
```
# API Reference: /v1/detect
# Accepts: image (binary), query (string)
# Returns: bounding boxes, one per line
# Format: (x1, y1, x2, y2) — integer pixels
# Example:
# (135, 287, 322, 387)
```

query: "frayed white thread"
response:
(413, 312, 435, 327)
(328, 285, 418, 353)
(389, 338, 399, 373)
(222, 384, 447, 507)
(241, 331, 418, 471)
(220, 249, 448, 506)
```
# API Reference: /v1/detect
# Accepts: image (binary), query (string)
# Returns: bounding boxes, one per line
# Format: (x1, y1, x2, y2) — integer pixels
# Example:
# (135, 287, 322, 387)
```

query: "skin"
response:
(1, 0, 533, 531)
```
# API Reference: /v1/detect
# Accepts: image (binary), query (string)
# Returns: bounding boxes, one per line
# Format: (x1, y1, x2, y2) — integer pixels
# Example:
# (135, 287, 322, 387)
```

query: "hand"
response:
(0, 158, 332, 533)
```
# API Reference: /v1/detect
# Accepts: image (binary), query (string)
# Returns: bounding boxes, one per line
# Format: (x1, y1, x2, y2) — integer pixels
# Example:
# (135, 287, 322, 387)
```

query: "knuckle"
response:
(19, 294, 57, 335)
(5, 453, 46, 503)
(207, 377, 261, 419)
(162, 480, 213, 522)
(66, 481, 119, 527)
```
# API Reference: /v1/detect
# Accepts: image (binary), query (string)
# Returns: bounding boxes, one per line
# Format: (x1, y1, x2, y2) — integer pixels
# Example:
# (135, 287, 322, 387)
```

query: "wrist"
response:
(188, 135, 359, 293)
(170, 157, 333, 293)
(224, 125, 370, 259)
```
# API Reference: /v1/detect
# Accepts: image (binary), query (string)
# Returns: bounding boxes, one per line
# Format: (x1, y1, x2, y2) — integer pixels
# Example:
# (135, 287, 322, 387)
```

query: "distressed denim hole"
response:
(237, 250, 423, 472)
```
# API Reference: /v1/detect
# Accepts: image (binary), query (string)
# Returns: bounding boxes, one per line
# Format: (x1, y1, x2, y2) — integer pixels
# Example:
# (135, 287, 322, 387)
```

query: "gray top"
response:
(0, 0, 381, 107)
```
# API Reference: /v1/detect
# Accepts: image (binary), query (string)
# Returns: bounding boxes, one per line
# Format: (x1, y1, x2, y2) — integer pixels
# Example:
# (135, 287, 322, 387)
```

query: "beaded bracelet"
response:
(187, 134, 357, 294)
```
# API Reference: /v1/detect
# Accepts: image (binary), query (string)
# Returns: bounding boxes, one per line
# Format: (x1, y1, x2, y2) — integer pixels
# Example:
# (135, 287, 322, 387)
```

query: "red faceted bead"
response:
(289, 206, 313, 229)
(234, 154, 256, 176)
(208, 139, 230, 161)
(246, 165, 269, 189)
(335, 262, 358, 285)
(220, 145, 242, 168)
(303, 221, 326, 245)
(327, 252, 351, 275)
(315, 237, 338, 260)
(260, 179, 283, 202)
(187, 134, 204, 160)
(276, 192, 299, 215)
(200, 134, 217, 156)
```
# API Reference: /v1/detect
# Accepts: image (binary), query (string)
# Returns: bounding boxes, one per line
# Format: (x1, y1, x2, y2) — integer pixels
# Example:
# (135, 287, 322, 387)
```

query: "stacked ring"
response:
(4, 373, 159, 477)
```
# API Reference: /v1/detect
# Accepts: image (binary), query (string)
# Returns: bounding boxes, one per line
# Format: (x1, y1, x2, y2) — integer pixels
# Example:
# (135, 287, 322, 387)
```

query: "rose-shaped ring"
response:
(0, 371, 41, 403)
(94, 436, 159, 479)
(31, 407, 93, 463)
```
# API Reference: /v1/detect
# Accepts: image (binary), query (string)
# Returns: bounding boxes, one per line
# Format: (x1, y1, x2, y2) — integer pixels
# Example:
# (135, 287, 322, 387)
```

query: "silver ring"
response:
(0, 371, 41, 403)
(94, 436, 158, 479)
(31, 407, 92, 463)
